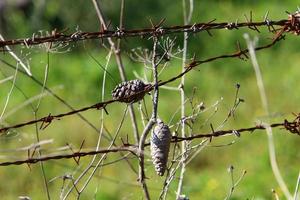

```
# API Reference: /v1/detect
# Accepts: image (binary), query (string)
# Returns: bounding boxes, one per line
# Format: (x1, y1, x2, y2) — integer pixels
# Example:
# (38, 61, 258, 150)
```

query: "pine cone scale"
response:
(112, 79, 148, 103)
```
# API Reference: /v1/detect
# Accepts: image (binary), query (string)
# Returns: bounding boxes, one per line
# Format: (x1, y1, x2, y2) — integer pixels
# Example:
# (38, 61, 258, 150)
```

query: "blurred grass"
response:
(0, 1, 300, 199)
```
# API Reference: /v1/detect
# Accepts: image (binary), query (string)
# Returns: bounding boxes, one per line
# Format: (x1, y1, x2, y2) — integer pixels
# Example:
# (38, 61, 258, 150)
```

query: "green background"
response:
(0, 0, 299, 199)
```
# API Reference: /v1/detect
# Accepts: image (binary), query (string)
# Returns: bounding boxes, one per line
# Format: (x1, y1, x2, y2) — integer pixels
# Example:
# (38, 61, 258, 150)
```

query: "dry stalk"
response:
(245, 34, 292, 199)
(176, 0, 194, 198)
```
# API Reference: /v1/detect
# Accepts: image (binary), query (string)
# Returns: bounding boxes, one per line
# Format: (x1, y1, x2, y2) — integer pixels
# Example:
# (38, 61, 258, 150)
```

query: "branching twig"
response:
(225, 166, 247, 200)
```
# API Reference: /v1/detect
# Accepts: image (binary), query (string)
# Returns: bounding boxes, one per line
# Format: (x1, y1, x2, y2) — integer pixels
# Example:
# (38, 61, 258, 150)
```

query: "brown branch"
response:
(0, 18, 293, 48)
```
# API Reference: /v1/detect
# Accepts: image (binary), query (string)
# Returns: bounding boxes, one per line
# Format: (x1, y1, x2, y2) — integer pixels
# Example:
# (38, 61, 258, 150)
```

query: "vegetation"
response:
(0, 1, 299, 199)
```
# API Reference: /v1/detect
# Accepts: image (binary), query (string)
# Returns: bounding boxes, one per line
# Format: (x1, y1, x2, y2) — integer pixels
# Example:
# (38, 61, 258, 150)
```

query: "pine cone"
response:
(150, 120, 171, 176)
(111, 79, 148, 103)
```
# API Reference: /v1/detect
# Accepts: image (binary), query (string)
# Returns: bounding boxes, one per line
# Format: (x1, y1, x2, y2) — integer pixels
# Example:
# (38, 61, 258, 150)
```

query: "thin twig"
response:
(225, 166, 247, 200)
(176, 0, 194, 198)
(0, 34, 32, 75)
(0, 63, 18, 120)
(61, 49, 113, 199)
(76, 106, 129, 199)
(33, 51, 51, 200)
(294, 172, 300, 200)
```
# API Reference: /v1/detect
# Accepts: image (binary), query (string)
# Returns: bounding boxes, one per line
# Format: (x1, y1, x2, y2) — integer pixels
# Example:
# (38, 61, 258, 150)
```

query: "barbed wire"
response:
(172, 115, 300, 142)
(0, 146, 135, 166)
(1, 6, 299, 200)
(0, 13, 299, 183)
(0, 114, 298, 167)
(0, 11, 299, 48)
(0, 24, 290, 134)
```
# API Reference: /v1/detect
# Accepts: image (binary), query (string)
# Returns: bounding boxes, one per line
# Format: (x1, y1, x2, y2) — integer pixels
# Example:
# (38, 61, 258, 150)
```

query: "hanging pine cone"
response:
(111, 79, 149, 103)
(150, 120, 171, 176)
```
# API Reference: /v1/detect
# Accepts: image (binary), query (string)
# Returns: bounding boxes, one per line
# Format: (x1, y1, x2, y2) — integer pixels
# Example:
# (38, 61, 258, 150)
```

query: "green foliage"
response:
(0, 1, 299, 199)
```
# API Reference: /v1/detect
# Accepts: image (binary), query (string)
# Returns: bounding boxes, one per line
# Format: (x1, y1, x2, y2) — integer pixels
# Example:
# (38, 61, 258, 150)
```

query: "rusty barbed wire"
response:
(0, 11, 299, 48)
(0, 25, 288, 134)
(0, 114, 299, 167)
(0, 146, 136, 166)
(172, 114, 300, 142)
(0, 99, 116, 133)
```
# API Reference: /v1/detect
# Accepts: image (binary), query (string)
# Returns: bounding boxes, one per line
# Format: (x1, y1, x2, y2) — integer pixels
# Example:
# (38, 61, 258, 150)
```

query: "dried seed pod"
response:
(111, 79, 148, 103)
(150, 120, 171, 176)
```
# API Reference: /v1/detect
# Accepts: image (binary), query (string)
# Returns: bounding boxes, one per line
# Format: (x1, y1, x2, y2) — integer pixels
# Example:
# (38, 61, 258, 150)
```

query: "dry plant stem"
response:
(0, 34, 32, 76)
(34, 117, 51, 200)
(273, 189, 280, 200)
(0, 63, 18, 119)
(1, 89, 50, 121)
(76, 106, 129, 199)
(161, 139, 208, 199)
(161, 151, 187, 200)
(176, 0, 193, 198)
(33, 52, 51, 200)
(245, 34, 292, 200)
(66, 114, 135, 198)
(225, 167, 247, 200)
(185, 139, 209, 165)
(92, 0, 140, 143)
(159, 142, 178, 199)
(138, 36, 159, 200)
(294, 172, 300, 200)
(0, 76, 13, 84)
